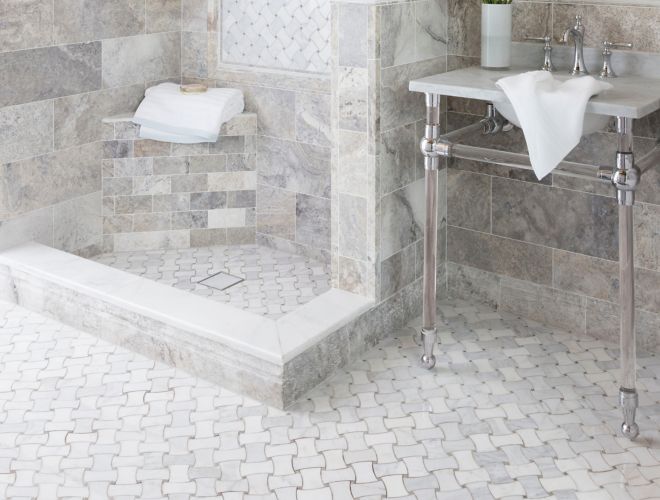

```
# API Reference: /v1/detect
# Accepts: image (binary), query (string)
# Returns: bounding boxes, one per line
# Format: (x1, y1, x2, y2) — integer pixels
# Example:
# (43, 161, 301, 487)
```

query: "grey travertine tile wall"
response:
(181, 0, 333, 264)
(0, 0, 181, 255)
(446, 0, 660, 352)
(101, 114, 257, 251)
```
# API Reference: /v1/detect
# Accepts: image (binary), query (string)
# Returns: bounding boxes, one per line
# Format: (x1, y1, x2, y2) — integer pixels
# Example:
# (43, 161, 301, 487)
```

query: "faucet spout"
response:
(563, 16, 589, 76)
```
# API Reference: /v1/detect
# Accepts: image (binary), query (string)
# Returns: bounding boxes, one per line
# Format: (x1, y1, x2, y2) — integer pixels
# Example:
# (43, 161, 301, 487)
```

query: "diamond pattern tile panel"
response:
(222, 0, 331, 74)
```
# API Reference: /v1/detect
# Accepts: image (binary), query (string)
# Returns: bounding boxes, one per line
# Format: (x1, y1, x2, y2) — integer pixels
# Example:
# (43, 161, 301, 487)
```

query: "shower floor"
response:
(91, 244, 331, 319)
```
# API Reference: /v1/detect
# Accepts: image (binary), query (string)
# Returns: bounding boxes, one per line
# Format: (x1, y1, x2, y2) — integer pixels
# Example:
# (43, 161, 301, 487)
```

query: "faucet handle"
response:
(600, 40, 634, 78)
(525, 35, 555, 72)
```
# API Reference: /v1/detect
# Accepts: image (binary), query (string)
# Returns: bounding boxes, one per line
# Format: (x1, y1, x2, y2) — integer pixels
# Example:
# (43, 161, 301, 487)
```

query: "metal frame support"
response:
(420, 93, 442, 369)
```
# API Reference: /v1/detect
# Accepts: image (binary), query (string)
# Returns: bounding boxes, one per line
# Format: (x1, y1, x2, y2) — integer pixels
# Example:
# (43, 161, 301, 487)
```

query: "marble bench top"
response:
(410, 66, 660, 119)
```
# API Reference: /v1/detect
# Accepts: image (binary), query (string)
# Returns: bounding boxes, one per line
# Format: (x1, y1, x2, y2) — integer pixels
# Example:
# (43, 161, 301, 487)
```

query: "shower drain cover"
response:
(199, 271, 244, 291)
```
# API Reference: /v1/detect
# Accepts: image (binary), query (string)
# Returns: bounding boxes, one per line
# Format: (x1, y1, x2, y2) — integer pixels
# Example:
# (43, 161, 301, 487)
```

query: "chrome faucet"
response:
(563, 15, 589, 75)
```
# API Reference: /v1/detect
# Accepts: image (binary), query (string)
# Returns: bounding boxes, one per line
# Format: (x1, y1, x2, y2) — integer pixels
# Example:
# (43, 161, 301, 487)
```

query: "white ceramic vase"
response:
(481, 4, 512, 70)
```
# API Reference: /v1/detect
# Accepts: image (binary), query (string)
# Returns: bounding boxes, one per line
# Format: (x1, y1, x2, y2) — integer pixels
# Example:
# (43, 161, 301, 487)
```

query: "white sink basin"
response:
(491, 74, 610, 136)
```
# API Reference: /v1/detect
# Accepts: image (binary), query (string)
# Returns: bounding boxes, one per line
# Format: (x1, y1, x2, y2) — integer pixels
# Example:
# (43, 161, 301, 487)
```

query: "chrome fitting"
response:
(620, 387, 639, 440)
(420, 328, 437, 369)
(613, 152, 641, 206)
(420, 137, 451, 171)
(481, 104, 511, 135)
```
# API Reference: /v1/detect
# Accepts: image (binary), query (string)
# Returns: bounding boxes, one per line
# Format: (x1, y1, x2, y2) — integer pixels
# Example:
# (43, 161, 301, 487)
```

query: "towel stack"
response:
(132, 83, 245, 144)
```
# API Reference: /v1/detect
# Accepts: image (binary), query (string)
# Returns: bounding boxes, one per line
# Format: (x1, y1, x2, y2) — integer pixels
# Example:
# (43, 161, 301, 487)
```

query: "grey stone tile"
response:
(257, 185, 295, 241)
(380, 179, 424, 260)
(447, 262, 500, 309)
(171, 174, 208, 193)
(0, 42, 102, 107)
(499, 277, 586, 334)
(634, 202, 660, 272)
(153, 157, 190, 175)
(337, 3, 368, 68)
(257, 137, 330, 199)
(190, 228, 227, 247)
(133, 212, 171, 232)
(338, 193, 367, 261)
(102, 32, 181, 88)
(228, 190, 256, 209)
(53, 192, 102, 253)
(190, 192, 227, 211)
(210, 136, 245, 155)
(447, 169, 491, 232)
(182, 31, 209, 79)
(172, 211, 208, 230)
(296, 194, 330, 251)
(512, 1, 551, 43)
(115, 195, 153, 214)
(447, 0, 480, 58)
(114, 158, 154, 177)
(227, 226, 256, 245)
(103, 140, 133, 160)
(0, 0, 53, 52)
(295, 92, 331, 147)
(380, 3, 416, 68)
(380, 124, 416, 195)
(491, 177, 619, 261)
(135, 139, 173, 158)
(0, 100, 54, 164)
(381, 245, 416, 300)
(337, 67, 368, 132)
(0, 207, 53, 251)
(189, 155, 227, 173)
(153, 193, 189, 212)
(553, 250, 618, 304)
(227, 154, 256, 172)
(415, 0, 448, 61)
(380, 58, 446, 132)
(0, 142, 101, 216)
(54, 0, 145, 44)
(133, 175, 171, 195)
(103, 177, 133, 197)
(104, 214, 133, 234)
(448, 226, 552, 285)
(146, 0, 182, 33)
(243, 86, 296, 140)
(54, 84, 144, 150)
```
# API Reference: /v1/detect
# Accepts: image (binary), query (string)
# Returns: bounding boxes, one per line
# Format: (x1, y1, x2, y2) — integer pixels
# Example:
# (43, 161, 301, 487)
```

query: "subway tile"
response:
(208, 171, 257, 191)
(103, 140, 133, 160)
(491, 177, 619, 261)
(0, 142, 101, 216)
(227, 154, 256, 172)
(172, 211, 208, 229)
(447, 169, 491, 233)
(54, 84, 144, 150)
(0, 0, 53, 52)
(103, 214, 133, 234)
(227, 226, 256, 245)
(210, 136, 245, 155)
(189, 155, 227, 173)
(172, 142, 210, 156)
(227, 190, 256, 209)
(113, 230, 190, 251)
(553, 250, 618, 304)
(114, 158, 154, 177)
(133, 212, 171, 232)
(153, 157, 190, 175)
(153, 193, 189, 212)
(146, 0, 182, 33)
(258, 137, 331, 199)
(448, 226, 552, 285)
(0, 43, 102, 107)
(256, 186, 295, 241)
(102, 32, 181, 88)
(135, 139, 172, 158)
(54, 0, 145, 44)
(171, 173, 208, 193)
(0, 100, 54, 164)
(208, 208, 246, 229)
(190, 191, 226, 211)
(103, 177, 133, 197)
(296, 194, 331, 251)
(190, 228, 227, 247)
(133, 175, 171, 195)
(53, 192, 102, 253)
(115, 195, 153, 214)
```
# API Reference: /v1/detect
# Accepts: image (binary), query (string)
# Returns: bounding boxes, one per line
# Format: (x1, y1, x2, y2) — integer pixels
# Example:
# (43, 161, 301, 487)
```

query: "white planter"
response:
(481, 4, 512, 70)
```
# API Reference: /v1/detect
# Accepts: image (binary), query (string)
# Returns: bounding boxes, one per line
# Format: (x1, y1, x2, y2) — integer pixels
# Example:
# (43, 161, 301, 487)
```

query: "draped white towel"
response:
(495, 71, 612, 180)
(132, 83, 245, 144)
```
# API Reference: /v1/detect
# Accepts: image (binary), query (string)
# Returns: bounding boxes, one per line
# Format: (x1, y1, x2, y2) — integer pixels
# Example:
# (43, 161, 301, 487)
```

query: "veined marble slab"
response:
(409, 66, 660, 119)
(0, 243, 373, 406)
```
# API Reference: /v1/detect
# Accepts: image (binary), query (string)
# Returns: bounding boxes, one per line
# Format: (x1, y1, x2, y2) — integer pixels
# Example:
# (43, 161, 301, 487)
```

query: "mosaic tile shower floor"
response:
(91, 245, 331, 320)
(1, 299, 660, 499)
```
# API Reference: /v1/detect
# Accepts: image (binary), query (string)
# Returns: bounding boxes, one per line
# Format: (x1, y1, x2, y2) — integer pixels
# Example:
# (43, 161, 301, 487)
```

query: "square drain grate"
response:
(199, 271, 244, 291)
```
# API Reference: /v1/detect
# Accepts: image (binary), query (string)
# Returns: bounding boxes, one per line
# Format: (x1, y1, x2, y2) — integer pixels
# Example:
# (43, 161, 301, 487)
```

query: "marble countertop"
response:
(409, 66, 660, 119)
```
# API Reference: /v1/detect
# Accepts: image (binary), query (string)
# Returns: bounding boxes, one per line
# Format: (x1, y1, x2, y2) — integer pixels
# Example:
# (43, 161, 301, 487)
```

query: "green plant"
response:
(482, 0, 512, 4)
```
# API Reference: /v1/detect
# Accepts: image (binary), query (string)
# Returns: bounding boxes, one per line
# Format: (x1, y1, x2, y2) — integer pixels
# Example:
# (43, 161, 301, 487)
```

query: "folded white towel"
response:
(133, 83, 245, 144)
(495, 71, 612, 179)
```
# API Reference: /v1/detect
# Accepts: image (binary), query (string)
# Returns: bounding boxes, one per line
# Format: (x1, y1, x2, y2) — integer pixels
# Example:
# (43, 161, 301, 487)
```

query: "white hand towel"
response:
(132, 83, 245, 144)
(495, 71, 612, 179)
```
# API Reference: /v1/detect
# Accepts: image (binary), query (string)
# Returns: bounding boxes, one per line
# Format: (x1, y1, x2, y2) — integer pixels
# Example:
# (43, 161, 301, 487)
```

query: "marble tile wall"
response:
(101, 114, 257, 251)
(0, 0, 182, 256)
(181, 0, 333, 264)
(331, 0, 448, 302)
(445, 0, 660, 352)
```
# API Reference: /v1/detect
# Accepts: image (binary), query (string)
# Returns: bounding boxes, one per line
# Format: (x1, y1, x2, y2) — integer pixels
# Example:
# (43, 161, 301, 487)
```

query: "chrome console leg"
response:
(614, 117, 640, 440)
(420, 93, 442, 370)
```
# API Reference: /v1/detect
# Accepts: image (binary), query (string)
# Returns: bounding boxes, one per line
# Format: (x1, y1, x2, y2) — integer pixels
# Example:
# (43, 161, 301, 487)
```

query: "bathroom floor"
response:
(1, 299, 659, 499)
(91, 244, 331, 320)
